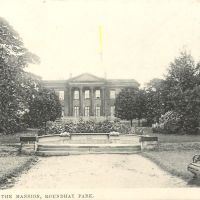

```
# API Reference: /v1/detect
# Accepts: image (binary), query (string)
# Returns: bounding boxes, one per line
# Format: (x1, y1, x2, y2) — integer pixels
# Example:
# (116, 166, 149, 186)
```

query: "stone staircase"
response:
(36, 143, 141, 156)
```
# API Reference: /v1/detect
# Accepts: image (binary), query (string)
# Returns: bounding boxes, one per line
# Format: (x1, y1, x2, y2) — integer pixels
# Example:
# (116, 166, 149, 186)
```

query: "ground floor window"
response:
(110, 106, 115, 117)
(84, 106, 90, 117)
(74, 106, 79, 117)
(95, 106, 101, 117)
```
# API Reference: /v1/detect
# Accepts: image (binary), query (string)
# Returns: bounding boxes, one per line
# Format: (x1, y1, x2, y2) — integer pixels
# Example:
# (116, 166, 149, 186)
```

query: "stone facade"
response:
(43, 73, 139, 117)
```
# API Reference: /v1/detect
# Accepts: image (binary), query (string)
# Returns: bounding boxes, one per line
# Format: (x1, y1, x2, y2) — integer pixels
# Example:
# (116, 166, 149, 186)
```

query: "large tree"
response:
(24, 87, 62, 129)
(144, 78, 166, 125)
(161, 51, 200, 133)
(115, 88, 145, 126)
(0, 17, 39, 134)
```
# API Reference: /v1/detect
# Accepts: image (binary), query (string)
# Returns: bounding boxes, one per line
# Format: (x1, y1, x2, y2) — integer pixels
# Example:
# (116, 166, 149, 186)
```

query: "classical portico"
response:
(43, 73, 139, 117)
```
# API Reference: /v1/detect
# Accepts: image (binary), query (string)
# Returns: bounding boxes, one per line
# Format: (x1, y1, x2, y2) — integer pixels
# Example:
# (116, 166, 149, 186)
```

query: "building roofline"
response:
(68, 73, 105, 82)
(42, 73, 140, 87)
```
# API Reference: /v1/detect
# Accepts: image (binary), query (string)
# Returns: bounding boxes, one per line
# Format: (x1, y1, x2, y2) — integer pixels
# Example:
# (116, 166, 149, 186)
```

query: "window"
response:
(85, 90, 90, 99)
(74, 90, 79, 100)
(95, 106, 101, 117)
(59, 91, 64, 101)
(74, 106, 79, 117)
(110, 90, 116, 99)
(84, 106, 90, 117)
(95, 90, 101, 98)
(110, 106, 115, 117)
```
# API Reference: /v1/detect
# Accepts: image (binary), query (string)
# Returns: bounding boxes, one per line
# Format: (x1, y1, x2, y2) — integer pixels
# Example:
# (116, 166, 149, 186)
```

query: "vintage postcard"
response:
(1, 0, 200, 199)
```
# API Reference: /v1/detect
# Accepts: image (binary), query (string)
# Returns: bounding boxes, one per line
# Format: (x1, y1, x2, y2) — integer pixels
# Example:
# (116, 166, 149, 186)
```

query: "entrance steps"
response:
(36, 144, 141, 156)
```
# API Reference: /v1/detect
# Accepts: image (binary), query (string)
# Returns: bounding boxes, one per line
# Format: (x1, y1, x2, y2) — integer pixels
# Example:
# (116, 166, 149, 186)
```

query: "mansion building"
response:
(43, 73, 139, 118)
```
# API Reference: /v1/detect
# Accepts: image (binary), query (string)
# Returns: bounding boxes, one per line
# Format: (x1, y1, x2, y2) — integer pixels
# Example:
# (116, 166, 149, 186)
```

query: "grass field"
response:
(140, 128, 200, 185)
(0, 129, 38, 189)
(0, 156, 38, 189)
(141, 150, 196, 180)
(147, 132, 200, 143)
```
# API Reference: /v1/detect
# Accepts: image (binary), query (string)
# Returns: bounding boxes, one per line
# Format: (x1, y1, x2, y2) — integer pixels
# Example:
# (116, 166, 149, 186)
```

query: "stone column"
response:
(91, 87, 94, 116)
(64, 87, 69, 116)
(101, 87, 105, 116)
(80, 87, 83, 116)
(68, 86, 72, 116)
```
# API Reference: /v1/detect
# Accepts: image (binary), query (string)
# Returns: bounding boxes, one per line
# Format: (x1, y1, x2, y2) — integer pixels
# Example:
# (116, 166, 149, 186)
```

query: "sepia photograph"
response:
(1, 0, 200, 199)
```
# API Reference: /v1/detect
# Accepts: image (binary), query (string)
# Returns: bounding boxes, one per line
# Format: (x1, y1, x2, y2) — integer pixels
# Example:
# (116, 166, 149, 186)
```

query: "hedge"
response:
(38, 119, 131, 135)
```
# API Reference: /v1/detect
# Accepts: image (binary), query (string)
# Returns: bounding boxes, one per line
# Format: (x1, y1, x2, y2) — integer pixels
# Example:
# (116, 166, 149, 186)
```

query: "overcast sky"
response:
(1, 0, 200, 85)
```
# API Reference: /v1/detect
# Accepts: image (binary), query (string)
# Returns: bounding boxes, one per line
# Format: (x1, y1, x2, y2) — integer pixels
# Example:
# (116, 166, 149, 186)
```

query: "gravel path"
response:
(14, 154, 186, 188)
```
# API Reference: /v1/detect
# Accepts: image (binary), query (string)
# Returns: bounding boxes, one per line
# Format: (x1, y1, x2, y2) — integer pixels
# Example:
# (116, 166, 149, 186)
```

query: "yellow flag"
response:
(99, 25, 103, 53)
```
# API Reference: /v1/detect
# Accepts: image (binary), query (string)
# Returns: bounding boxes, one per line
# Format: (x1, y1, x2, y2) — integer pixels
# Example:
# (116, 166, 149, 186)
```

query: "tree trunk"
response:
(44, 121, 47, 134)
(130, 119, 133, 127)
(138, 119, 140, 127)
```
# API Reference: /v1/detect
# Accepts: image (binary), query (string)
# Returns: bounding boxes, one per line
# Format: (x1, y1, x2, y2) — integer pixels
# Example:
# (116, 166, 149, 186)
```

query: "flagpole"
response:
(99, 25, 105, 76)
(99, 25, 103, 62)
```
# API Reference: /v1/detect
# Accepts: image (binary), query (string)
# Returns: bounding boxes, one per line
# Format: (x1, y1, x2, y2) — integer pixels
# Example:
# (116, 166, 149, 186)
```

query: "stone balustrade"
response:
(139, 136, 158, 150)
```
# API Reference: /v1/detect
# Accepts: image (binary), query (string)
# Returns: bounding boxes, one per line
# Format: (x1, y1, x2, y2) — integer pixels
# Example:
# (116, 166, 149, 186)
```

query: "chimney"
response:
(69, 73, 72, 79)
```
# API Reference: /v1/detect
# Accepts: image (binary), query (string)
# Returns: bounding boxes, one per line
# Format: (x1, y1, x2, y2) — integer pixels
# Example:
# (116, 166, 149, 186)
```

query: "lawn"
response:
(147, 131, 200, 143)
(0, 129, 38, 189)
(141, 150, 196, 180)
(0, 155, 38, 189)
(141, 127, 200, 185)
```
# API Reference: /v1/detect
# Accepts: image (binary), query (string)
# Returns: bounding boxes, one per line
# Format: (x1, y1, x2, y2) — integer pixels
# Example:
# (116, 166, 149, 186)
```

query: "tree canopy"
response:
(0, 17, 61, 134)
(145, 51, 200, 133)
(24, 87, 62, 128)
(115, 88, 146, 126)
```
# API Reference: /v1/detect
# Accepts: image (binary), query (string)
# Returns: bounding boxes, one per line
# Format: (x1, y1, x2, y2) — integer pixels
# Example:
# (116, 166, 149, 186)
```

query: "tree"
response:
(0, 17, 39, 134)
(115, 88, 145, 127)
(144, 78, 166, 125)
(135, 89, 146, 126)
(24, 87, 62, 129)
(166, 51, 197, 92)
(162, 51, 200, 133)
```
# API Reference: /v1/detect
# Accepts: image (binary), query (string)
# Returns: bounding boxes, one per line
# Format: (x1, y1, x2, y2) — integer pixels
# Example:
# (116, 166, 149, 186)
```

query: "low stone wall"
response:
(38, 134, 70, 144)
(20, 134, 158, 155)
(140, 136, 158, 151)
(70, 133, 109, 144)
(37, 133, 139, 145)
(38, 133, 113, 144)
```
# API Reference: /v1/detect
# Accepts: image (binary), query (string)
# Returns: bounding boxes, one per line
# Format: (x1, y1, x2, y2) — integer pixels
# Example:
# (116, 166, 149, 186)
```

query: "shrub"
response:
(152, 111, 182, 134)
(0, 116, 28, 134)
(38, 119, 131, 135)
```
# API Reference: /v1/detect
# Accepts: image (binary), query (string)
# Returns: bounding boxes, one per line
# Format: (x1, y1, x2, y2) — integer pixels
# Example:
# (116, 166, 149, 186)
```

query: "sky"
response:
(0, 0, 200, 86)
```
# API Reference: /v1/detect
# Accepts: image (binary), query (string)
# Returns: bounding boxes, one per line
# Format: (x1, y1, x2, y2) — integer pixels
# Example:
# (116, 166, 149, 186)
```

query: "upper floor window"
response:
(74, 90, 79, 100)
(85, 90, 90, 99)
(59, 91, 64, 101)
(110, 90, 116, 99)
(95, 90, 101, 98)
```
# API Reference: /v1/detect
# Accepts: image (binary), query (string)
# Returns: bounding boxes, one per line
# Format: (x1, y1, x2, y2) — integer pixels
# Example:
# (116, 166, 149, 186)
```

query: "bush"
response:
(38, 119, 131, 135)
(152, 111, 182, 134)
(0, 116, 28, 134)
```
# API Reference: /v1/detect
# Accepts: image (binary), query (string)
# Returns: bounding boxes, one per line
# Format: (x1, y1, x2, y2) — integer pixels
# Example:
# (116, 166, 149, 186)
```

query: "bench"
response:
(20, 136, 38, 143)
